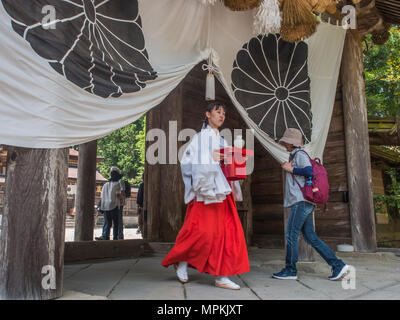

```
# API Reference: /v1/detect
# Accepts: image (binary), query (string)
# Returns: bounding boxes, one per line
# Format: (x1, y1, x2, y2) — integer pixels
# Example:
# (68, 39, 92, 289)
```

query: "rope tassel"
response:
(280, 0, 318, 42)
(205, 73, 216, 101)
(253, 0, 282, 35)
(223, 0, 262, 11)
(282, 0, 315, 27)
(202, 54, 217, 101)
(197, 0, 218, 5)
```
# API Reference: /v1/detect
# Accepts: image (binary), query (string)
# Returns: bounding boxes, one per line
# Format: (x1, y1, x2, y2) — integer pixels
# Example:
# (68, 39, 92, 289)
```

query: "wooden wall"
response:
(251, 141, 284, 248)
(251, 79, 353, 250)
(316, 79, 352, 249)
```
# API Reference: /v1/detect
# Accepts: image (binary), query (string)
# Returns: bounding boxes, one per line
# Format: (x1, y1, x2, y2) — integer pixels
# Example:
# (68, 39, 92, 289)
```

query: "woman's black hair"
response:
(202, 101, 226, 129)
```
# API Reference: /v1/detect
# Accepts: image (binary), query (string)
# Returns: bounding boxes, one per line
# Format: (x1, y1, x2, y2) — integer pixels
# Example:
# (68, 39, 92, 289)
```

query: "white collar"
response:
(202, 124, 220, 137)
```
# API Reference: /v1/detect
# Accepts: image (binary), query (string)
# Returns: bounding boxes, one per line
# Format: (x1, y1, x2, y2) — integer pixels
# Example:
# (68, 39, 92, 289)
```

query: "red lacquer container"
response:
(219, 147, 254, 181)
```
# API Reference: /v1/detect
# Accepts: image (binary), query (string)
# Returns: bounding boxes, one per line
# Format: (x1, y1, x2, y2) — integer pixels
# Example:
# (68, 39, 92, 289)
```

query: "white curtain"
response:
(208, 4, 346, 163)
(0, 0, 345, 164)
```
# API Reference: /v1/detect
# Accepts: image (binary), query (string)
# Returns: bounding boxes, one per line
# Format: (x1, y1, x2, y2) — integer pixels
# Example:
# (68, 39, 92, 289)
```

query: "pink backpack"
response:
(290, 150, 330, 204)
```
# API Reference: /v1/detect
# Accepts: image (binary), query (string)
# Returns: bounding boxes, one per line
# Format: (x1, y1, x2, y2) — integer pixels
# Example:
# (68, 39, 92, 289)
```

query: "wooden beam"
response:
(369, 132, 400, 145)
(340, 30, 377, 252)
(64, 239, 145, 263)
(376, 0, 400, 24)
(0, 147, 68, 299)
(355, 0, 386, 36)
(74, 140, 98, 241)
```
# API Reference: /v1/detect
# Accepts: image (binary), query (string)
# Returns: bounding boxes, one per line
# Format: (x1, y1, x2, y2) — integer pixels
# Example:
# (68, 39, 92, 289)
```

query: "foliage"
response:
(363, 27, 400, 118)
(97, 116, 146, 186)
(374, 169, 400, 219)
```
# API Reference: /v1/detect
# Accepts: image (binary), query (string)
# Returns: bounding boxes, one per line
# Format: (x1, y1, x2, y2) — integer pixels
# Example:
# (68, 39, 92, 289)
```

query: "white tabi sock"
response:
(215, 276, 240, 289)
(176, 262, 188, 280)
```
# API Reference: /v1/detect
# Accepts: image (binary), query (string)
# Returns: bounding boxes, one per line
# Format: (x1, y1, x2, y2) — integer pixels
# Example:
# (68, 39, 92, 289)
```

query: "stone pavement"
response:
(60, 248, 400, 300)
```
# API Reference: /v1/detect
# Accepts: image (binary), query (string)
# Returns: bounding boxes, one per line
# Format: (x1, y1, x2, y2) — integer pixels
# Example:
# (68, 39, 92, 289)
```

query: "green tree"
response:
(363, 27, 400, 118)
(374, 168, 400, 219)
(97, 116, 146, 186)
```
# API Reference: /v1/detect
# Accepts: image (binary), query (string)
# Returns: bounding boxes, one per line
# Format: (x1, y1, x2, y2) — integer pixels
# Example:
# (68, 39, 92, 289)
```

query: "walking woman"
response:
(161, 102, 250, 290)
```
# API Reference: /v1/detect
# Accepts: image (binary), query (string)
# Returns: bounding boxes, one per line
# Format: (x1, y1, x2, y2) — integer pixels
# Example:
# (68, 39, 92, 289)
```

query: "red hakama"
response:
(161, 193, 250, 276)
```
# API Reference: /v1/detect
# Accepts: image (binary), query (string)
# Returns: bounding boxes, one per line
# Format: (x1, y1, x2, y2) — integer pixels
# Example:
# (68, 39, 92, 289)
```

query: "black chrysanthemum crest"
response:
(231, 34, 312, 143)
(2, 0, 157, 98)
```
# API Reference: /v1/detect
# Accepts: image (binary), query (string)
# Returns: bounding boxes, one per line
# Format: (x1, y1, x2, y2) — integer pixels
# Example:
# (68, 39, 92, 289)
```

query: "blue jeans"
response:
(102, 207, 119, 240)
(117, 206, 124, 240)
(285, 201, 345, 273)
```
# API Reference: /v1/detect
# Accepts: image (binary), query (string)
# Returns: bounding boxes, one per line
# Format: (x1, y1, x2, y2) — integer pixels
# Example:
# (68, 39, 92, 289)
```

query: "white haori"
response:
(100, 181, 121, 211)
(181, 125, 242, 204)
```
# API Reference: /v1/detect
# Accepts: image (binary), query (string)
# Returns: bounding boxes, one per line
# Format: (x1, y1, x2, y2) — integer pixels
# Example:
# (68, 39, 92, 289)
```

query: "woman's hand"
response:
(213, 150, 226, 162)
(281, 161, 294, 173)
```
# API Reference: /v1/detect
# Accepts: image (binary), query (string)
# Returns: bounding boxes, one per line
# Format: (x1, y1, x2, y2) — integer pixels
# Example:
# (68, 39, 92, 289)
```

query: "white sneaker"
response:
(215, 276, 240, 290)
(174, 262, 188, 283)
(329, 264, 350, 281)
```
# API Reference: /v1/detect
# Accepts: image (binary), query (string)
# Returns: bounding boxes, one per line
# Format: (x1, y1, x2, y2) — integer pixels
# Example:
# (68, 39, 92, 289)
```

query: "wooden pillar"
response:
(0, 147, 68, 300)
(145, 105, 162, 241)
(283, 170, 314, 261)
(143, 170, 148, 239)
(74, 140, 97, 241)
(159, 86, 185, 242)
(145, 86, 186, 242)
(340, 29, 377, 252)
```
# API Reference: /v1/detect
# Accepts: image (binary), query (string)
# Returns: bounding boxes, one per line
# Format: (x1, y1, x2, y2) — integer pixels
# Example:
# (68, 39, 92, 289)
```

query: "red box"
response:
(219, 147, 254, 181)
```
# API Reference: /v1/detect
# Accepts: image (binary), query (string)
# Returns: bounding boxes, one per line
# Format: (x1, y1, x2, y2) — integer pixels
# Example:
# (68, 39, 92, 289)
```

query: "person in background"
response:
(136, 174, 144, 235)
(272, 128, 349, 281)
(117, 169, 126, 240)
(95, 167, 121, 241)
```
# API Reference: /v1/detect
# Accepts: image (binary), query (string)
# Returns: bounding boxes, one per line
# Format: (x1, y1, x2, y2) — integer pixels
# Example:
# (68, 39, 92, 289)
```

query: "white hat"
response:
(278, 128, 304, 147)
(109, 166, 121, 174)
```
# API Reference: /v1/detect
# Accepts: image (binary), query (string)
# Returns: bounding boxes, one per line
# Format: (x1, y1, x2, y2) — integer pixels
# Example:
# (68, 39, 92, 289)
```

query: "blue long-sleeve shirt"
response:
(293, 166, 313, 177)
